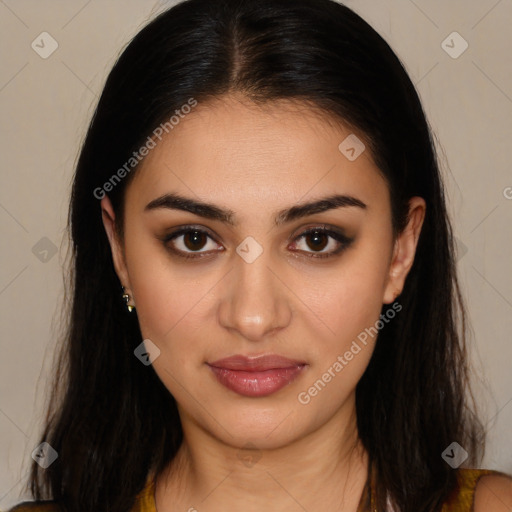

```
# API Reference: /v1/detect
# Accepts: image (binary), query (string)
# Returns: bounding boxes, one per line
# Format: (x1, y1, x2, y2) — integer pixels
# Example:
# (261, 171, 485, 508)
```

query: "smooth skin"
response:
(101, 93, 511, 511)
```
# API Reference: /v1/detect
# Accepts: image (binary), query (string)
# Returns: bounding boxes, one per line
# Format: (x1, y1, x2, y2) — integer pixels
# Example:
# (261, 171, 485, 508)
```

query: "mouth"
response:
(206, 354, 307, 397)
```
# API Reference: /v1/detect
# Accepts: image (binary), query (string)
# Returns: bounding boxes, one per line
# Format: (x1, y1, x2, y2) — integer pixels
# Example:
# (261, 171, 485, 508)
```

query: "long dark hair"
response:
(16, 0, 485, 510)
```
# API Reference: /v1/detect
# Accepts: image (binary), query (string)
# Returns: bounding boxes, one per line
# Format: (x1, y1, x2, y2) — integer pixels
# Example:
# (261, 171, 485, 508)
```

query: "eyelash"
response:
(161, 225, 354, 261)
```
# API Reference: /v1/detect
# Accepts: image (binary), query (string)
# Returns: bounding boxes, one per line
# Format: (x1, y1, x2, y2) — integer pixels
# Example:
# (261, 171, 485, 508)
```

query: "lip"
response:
(207, 354, 307, 397)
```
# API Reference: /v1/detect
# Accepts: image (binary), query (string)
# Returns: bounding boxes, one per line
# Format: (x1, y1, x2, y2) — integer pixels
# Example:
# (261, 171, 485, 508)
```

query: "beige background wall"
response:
(1, 0, 511, 507)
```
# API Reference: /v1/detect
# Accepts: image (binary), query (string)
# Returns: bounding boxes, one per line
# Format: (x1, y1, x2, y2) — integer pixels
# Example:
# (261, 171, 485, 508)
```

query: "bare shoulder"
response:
(474, 473, 512, 512)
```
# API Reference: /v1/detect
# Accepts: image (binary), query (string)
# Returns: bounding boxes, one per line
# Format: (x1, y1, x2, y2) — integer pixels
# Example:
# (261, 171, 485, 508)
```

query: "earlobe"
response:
(383, 197, 426, 304)
(383, 245, 403, 304)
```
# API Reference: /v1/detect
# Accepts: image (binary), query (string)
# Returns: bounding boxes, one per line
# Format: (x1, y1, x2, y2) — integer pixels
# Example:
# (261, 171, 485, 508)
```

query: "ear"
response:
(383, 196, 426, 304)
(100, 195, 131, 294)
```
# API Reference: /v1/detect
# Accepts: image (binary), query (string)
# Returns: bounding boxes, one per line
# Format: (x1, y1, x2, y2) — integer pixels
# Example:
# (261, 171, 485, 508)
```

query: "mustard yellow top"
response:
(7, 468, 504, 511)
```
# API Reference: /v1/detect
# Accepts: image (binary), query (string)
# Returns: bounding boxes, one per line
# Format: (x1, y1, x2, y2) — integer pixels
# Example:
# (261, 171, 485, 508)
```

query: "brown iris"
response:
(305, 230, 329, 252)
(183, 230, 208, 251)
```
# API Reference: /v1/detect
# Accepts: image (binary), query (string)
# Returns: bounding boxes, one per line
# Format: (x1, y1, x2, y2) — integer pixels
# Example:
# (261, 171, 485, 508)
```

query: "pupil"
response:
(308, 231, 327, 251)
(185, 231, 205, 250)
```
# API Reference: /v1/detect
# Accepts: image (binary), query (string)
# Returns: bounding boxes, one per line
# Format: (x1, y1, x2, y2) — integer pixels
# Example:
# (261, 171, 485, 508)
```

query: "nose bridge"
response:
(218, 236, 291, 341)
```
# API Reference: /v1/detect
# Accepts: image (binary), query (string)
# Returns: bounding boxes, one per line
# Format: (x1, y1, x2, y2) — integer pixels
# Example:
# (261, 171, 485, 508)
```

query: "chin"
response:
(203, 399, 312, 449)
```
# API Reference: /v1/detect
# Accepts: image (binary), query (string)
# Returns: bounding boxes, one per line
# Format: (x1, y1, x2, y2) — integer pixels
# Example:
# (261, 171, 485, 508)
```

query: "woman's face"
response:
(102, 93, 425, 450)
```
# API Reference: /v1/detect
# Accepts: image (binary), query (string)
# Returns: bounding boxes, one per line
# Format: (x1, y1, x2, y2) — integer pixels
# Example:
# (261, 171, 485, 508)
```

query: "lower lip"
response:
(207, 364, 306, 397)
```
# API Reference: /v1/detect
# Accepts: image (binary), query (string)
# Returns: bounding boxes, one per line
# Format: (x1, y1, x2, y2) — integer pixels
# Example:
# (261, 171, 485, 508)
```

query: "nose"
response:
(217, 248, 293, 342)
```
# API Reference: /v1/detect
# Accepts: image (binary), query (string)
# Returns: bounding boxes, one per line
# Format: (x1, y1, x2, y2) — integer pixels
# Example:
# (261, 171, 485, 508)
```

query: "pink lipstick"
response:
(206, 354, 307, 397)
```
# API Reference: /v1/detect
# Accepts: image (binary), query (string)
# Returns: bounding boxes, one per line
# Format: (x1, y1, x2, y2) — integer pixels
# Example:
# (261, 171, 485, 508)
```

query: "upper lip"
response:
(207, 354, 306, 371)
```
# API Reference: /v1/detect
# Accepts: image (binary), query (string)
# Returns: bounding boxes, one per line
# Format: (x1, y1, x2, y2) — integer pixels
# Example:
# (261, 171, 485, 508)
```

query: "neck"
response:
(156, 395, 369, 511)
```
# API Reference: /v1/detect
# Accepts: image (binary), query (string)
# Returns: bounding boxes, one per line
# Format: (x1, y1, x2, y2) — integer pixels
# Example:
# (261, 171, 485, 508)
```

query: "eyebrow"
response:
(144, 192, 367, 226)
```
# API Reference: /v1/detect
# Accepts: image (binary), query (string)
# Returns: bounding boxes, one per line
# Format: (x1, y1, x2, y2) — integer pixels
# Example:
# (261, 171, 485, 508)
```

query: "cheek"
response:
(128, 263, 221, 404)
(121, 225, 216, 355)
(302, 247, 391, 352)
(129, 264, 219, 358)
(293, 255, 390, 412)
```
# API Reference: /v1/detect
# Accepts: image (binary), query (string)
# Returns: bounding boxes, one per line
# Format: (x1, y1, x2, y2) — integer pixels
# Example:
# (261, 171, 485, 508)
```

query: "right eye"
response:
(162, 227, 224, 260)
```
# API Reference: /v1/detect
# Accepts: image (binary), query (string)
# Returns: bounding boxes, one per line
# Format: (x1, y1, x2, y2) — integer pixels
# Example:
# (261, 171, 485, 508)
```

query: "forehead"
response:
(125, 94, 389, 218)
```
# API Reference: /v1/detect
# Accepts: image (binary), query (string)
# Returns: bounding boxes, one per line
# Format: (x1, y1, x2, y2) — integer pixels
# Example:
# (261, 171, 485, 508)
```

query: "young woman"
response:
(9, 0, 512, 511)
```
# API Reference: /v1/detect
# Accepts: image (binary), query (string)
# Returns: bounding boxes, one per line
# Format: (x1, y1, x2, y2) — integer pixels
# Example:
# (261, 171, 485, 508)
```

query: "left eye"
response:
(289, 228, 353, 258)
